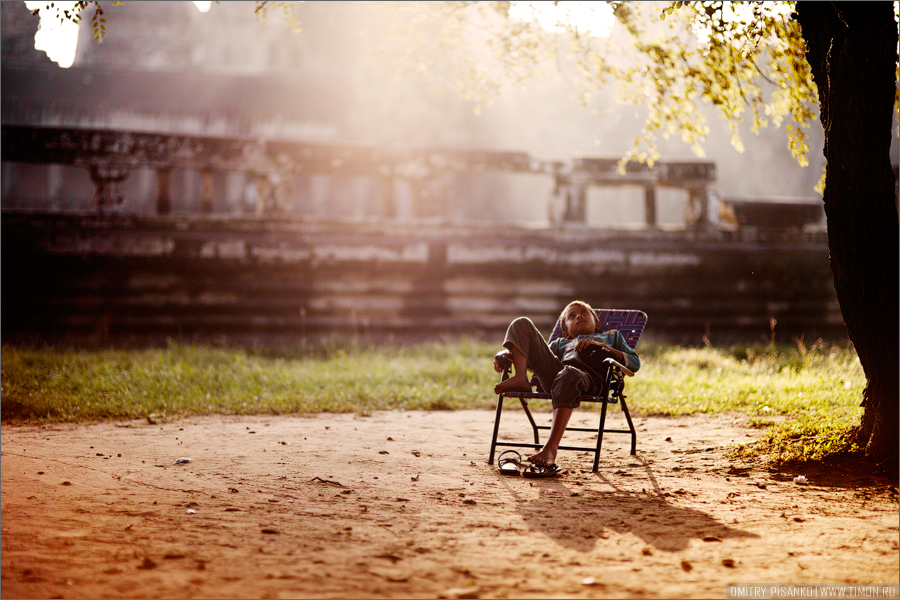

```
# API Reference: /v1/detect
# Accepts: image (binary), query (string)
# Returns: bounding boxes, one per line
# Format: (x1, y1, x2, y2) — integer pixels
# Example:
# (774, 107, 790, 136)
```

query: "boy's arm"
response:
(611, 331, 641, 373)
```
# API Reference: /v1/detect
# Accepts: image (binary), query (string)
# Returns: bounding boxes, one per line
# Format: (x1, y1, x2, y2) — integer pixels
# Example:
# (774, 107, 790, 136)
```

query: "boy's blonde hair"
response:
(559, 300, 598, 338)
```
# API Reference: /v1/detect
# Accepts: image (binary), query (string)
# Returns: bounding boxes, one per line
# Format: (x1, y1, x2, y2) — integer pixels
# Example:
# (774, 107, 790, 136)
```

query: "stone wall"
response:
(2, 212, 843, 347)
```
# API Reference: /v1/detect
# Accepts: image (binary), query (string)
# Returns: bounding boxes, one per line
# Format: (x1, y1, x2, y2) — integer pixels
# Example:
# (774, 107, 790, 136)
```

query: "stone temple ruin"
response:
(1, 2, 846, 345)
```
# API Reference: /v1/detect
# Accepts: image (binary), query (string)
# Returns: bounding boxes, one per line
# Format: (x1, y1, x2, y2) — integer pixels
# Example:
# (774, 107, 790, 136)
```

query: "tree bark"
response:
(795, 2, 899, 464)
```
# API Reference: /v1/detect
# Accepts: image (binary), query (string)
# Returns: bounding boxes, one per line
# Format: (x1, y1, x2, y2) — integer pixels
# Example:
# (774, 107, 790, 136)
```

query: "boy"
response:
(493, 301, 640, 473)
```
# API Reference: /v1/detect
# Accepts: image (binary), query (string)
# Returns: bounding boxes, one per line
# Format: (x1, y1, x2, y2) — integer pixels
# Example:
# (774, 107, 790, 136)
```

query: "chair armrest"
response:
(603, 357, 634, 377)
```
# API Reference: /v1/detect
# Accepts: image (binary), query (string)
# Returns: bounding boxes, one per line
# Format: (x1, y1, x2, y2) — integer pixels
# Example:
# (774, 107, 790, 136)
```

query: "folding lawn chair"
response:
(487, 308, 648, 472)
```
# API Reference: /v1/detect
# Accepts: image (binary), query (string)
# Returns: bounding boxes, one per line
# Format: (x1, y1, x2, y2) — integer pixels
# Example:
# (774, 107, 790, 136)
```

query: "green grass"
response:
(0, 339, 498, 422)
(1, 337, 866, 465)
(630, 339, 865, 464)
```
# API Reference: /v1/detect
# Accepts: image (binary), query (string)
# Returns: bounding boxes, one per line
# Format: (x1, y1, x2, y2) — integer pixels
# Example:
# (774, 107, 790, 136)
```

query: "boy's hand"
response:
(575, 338, 610, 352)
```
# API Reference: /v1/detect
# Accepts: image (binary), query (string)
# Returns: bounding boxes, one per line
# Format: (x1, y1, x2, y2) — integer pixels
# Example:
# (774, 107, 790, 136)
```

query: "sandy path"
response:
(2, 409, 897, 599)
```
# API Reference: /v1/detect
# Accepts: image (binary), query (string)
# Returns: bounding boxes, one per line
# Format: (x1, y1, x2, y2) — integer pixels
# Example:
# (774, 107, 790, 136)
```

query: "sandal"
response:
(523, 463, 563, 478)
(497, 450, 522, 476)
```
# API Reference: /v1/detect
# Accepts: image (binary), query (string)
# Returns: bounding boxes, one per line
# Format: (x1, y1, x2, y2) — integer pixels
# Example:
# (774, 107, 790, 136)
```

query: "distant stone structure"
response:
(1, 2, 847, 346)
(0, 1, 811, 228)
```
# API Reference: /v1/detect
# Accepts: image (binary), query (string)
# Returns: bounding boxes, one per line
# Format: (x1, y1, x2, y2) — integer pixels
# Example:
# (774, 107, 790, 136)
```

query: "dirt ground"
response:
(1, 408, 898, 599)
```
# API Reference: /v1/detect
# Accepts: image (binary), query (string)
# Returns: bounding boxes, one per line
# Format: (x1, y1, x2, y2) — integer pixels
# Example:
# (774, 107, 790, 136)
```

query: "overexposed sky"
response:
(509, 1, 614, 37)
(25, 1, 615, 69)
(24, 0, 80, 68)
(24, 0, 212, 68)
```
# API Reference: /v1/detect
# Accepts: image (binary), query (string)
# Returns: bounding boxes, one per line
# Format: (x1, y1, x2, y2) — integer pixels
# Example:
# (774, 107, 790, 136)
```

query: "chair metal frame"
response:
(487, 308, 648, 472)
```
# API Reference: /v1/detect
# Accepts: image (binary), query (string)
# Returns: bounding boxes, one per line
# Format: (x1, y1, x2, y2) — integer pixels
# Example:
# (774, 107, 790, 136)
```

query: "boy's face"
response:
(563, 304, 596, 338)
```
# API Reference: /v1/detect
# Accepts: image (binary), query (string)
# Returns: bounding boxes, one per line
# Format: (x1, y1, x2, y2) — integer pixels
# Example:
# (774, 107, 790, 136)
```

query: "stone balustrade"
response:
(2, 124, 717, 227)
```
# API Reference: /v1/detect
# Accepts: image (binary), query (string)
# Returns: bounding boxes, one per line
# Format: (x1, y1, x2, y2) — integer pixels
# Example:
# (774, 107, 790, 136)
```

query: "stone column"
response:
(563, 183, 587, 223)
(156, 168, 171, 215)
(643, 185, 657, 228)
(684, 187, 710, 229)
(89, 165, 129, 211)
(200, 169, 214, 214)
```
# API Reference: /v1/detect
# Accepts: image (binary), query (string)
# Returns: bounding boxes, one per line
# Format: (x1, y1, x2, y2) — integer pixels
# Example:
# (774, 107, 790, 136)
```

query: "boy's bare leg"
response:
(527, 406, 573, 466)
(493, 346, 533, 394)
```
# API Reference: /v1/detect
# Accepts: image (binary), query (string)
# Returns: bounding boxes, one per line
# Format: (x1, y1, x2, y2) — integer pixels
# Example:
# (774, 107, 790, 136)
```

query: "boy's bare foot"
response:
(493, 373, 533, 395)
(527, 447, 556, 467)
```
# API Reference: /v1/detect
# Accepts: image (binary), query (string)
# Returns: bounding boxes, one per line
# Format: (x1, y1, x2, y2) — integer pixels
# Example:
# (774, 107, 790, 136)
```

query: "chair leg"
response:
(487, 394, 505, 465)
(593, 400, 610, 472)
(520, 398, 541, 445)
(620, 396, 637, 455)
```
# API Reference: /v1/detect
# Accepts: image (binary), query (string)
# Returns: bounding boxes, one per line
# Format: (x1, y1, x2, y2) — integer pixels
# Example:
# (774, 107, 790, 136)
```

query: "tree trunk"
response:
(795, 2, 899, 465)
